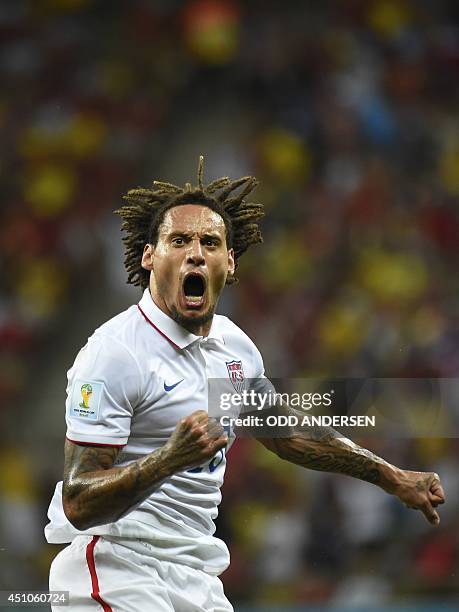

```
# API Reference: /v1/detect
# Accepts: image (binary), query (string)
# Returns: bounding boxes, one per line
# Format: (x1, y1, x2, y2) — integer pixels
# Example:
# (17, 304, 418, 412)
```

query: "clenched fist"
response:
(393, 470, 446, 525)
(163, 410, 228, 472)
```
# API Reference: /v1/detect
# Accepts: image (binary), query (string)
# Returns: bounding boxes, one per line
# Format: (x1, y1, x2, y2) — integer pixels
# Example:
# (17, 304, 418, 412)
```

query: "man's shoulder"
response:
(85, 302, 146, 361)
(86, 298, 173, 360)
(215, 314, 264, 376)
(69, 303, 147, 381)
(95, 303, 138, 337)
(214, 314, 260, 352)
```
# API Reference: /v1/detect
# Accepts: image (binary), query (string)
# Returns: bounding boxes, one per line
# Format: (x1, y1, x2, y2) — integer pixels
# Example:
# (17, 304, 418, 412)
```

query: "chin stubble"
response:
(170, 304, 215, 330)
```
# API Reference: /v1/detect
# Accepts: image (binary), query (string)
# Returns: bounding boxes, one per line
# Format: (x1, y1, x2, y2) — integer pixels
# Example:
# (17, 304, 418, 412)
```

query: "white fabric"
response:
(49, 535, 233, 611)
(45, 288, 264, 576)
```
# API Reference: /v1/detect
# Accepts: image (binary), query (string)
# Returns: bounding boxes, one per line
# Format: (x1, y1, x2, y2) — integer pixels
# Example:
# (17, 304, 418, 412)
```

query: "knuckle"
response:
(191, 425, 205, 437)
(213, 423, 224, 434)
(215, 438, 227, 450)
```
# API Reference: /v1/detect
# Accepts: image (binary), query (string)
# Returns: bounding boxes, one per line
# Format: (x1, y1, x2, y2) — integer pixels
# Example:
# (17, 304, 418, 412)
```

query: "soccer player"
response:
(45, 158, 445, 611)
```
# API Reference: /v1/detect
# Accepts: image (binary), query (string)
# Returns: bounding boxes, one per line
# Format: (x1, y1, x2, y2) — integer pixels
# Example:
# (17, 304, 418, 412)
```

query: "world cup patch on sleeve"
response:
(69, 379, 103, 420)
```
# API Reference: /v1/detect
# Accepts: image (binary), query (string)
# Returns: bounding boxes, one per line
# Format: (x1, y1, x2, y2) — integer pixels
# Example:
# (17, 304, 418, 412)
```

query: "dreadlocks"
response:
(115, 156, 264, 289)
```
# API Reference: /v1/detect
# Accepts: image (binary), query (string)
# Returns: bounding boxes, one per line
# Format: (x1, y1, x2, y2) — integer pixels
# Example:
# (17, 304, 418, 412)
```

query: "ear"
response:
(141, 244, 155, 271)
(227, 248, 235, 278)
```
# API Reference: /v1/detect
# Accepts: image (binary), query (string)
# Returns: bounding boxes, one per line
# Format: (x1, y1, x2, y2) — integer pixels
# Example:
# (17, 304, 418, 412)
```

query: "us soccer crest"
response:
(226, 360, 245, 394)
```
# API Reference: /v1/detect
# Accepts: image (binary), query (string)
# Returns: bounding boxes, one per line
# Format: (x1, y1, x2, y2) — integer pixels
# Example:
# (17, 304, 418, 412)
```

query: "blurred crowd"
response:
(1, 0, 458, 608)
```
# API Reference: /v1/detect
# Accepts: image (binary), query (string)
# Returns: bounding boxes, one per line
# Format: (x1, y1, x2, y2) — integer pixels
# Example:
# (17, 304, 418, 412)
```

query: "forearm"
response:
(254, 396, 445, 525)
(63, 410, 227, 530)
(271, 426, 403, 492)
(63, 446, 174, 530)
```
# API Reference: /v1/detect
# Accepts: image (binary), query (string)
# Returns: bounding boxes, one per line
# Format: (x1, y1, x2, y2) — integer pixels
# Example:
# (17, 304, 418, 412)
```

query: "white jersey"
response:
(45, 289, 264, 575)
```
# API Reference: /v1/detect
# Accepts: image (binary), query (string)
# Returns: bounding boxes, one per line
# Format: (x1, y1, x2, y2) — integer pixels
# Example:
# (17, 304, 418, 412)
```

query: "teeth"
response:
(185, 296, 202, 303)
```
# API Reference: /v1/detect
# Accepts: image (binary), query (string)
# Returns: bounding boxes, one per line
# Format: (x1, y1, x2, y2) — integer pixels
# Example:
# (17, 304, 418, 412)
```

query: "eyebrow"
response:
(202, 233, 223, 241)
(168, 230, 223, 240)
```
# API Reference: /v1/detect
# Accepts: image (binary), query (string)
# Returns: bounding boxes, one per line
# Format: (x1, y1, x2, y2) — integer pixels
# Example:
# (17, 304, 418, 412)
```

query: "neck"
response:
(149, 290, 213, 337)
(180, 319, 212, 337)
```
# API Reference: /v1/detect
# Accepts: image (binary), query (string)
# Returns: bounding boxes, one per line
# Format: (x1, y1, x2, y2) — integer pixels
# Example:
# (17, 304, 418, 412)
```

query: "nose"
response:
(186, 238, 205, 266)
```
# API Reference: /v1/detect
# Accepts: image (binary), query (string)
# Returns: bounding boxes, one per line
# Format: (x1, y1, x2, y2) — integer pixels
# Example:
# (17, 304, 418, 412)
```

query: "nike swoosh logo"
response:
(164, 379, 184, 392)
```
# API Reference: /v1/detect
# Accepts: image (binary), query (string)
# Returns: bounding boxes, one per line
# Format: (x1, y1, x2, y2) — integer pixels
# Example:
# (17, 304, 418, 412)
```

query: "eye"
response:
(172, 237, 185, 246)
(204, 238, 218, 247)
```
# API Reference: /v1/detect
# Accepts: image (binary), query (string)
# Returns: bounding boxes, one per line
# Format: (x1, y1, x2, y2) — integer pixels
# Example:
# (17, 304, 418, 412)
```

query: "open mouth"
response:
(182, 273, 206, 309)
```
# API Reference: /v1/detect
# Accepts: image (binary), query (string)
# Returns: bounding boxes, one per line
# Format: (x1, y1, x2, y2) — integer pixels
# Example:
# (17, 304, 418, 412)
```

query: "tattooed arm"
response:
(63, 440, 170, 530)
(63, 410, 227, 530)
(258, 425, 445, 525)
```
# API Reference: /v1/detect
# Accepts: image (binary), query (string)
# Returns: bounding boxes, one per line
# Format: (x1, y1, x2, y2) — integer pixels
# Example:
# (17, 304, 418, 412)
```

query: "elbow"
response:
(62, 487, 92, 531)
(275, 442, 291, 461)
(264, 437, 290, 461)
(63, 498, 88, 531)
(271, 436, 302, 463)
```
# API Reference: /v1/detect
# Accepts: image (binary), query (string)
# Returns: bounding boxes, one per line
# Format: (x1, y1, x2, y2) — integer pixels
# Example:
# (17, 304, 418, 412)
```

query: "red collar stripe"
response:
(137, 304, 180, 350)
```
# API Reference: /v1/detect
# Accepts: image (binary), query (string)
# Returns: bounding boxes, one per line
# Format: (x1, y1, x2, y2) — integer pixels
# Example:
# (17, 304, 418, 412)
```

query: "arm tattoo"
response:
(272, 434, 384, 484)
(63, 440, 174, 530)
(263, 407, 399, 489)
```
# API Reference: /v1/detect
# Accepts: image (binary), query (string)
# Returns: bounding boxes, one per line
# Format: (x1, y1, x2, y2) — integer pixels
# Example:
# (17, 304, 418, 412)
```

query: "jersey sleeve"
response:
(249, 341, 279, 400)
(65, 333, 142, 446)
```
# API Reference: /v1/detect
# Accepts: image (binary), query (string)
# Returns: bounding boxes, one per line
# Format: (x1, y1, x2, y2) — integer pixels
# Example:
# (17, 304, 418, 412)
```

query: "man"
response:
(46, 158, 445, 611)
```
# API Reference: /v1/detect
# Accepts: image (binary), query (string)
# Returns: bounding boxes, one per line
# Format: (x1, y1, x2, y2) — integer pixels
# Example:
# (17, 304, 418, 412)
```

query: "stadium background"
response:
(1, 0, 458, 610)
